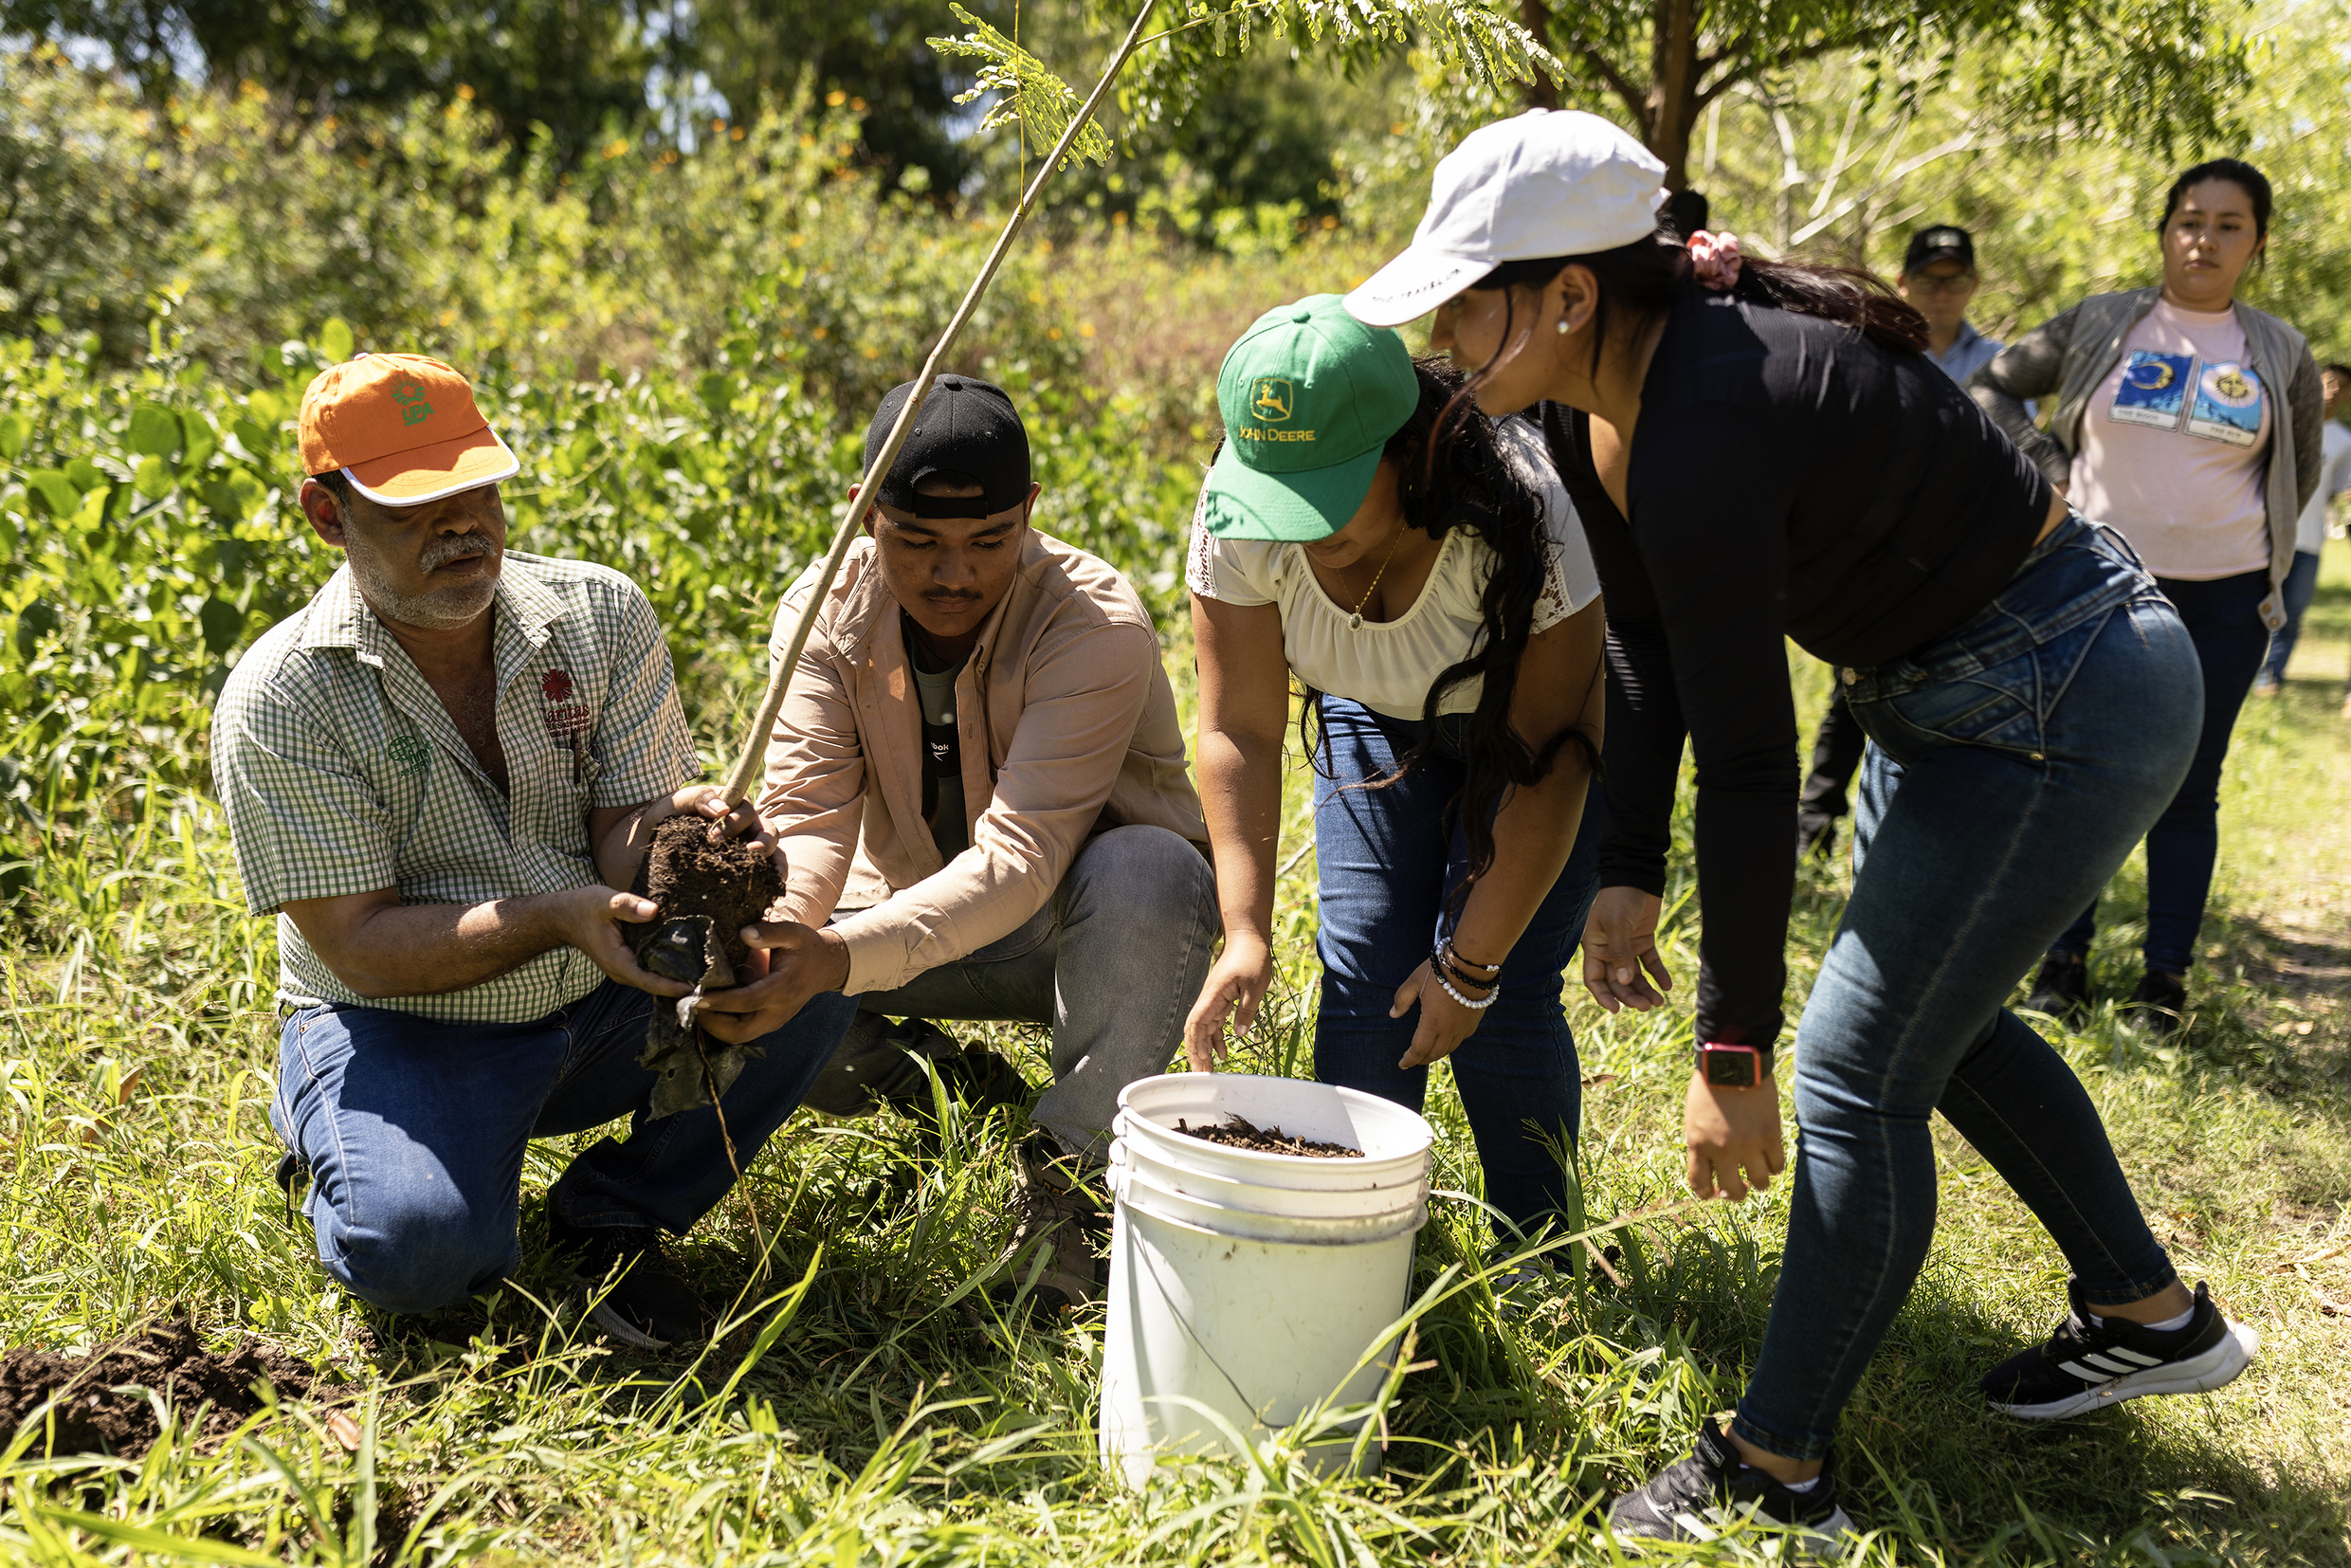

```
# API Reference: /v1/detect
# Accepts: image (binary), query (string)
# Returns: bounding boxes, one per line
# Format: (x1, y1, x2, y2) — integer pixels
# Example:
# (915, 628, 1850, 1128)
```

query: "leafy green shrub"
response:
(0, 308, 1190, 862)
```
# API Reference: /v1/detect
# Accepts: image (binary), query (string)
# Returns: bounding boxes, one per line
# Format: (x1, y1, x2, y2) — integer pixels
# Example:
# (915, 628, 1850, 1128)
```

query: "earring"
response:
(1555, 319, 1570, 335)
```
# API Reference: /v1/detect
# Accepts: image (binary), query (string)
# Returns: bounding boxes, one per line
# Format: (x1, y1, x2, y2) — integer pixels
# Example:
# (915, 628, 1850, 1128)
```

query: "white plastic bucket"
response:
(1112, 1072, 1431, 1193)
(1099, 1074, 1433, 1487)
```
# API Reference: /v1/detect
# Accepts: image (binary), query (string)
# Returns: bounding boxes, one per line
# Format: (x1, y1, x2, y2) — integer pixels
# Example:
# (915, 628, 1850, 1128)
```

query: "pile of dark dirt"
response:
(0, 1320, 329, 1458)
(641, 812, 784, 977)
(633, 812, 790, 1117)
(1174, 1116, 1364, 1158)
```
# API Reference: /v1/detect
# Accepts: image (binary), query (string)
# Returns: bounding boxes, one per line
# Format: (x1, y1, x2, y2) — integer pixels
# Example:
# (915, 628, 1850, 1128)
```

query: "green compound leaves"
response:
(932, 0, 1561, 159)
(929, 6, 1119, 169)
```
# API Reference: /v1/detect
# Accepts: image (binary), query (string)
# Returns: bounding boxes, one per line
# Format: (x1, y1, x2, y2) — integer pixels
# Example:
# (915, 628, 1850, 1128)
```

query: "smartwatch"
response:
(1697, 1042, 1773, 1089)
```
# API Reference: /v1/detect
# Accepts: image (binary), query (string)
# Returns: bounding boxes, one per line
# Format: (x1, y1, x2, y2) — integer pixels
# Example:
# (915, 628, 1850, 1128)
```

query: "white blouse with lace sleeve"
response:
(1185, 415, 1601, 720)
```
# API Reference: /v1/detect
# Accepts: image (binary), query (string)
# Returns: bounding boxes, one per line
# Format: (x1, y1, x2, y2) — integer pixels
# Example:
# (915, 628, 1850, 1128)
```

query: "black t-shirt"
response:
(1546, 282, 2051, 1049)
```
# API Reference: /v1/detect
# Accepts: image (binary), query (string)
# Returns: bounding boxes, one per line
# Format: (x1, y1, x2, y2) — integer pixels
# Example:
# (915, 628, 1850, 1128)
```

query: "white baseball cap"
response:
(1344, 109, 1668, 328)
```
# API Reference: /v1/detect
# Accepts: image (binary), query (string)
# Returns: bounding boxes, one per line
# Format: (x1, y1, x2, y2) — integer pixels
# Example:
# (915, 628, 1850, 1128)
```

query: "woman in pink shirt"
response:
(1976, 159, 2323, 1036)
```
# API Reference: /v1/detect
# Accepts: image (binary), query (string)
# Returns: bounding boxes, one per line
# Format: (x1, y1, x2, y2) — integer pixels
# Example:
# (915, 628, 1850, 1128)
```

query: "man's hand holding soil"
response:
(698, 919, 852, 1043)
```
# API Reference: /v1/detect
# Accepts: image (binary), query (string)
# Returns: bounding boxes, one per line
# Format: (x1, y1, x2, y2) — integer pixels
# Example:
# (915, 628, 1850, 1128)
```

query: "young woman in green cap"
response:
(1179, 293, 1607, 1249)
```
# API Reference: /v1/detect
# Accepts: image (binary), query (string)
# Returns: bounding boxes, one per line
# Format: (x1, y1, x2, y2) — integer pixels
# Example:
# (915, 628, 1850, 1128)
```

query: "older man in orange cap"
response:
(212, 354, 854, 1347)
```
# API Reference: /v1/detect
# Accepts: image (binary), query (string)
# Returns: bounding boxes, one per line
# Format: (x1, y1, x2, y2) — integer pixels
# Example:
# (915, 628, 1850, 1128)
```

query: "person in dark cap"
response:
(1795, 223, 2016, 860)
(697, 374, 1215, 1311)
(1902, 224, 2008, 385)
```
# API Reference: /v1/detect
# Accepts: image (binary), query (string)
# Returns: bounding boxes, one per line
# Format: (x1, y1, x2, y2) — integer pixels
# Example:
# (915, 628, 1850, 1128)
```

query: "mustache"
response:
(420, 534, 493, 571)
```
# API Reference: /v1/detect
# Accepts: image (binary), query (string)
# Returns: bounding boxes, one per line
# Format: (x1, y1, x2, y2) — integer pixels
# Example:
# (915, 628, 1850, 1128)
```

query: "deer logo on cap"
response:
(1250, 377, 1295, 424)
(390, 374, 434, 428)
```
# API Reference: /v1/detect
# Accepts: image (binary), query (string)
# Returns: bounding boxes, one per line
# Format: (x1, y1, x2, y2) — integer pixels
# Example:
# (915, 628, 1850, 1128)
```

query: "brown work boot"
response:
(998, 1135, 1107, 1312)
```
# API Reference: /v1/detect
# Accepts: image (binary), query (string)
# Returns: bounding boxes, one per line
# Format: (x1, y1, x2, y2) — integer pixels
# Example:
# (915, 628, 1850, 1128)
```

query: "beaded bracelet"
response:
(1430, 942, 1501, 1010)
(1433, 963, 1501, 1011)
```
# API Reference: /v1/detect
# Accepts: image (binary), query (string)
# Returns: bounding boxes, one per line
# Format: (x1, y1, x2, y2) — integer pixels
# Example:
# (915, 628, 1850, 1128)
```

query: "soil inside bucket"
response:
(0, 1320, 332, 1458)
(1173, 1115, 1364, 1158)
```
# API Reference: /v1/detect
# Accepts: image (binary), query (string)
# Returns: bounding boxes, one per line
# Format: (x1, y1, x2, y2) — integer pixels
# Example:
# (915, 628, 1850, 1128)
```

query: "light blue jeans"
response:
(273, 979, 856, 1315)
(842, 825, 1218, 1159)
(1732, 516, 2202, 1461)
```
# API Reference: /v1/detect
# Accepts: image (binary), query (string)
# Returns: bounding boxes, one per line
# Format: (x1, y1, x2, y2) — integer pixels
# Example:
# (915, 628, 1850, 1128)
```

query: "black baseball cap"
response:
(1904, 225, 1976, 273)
(863, 374, 1031, 520)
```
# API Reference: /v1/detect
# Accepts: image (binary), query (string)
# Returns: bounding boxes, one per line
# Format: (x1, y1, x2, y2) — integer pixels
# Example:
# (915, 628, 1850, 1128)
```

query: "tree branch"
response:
(1696, 21, 1904, 105)
(1570, 41, 1649, 128)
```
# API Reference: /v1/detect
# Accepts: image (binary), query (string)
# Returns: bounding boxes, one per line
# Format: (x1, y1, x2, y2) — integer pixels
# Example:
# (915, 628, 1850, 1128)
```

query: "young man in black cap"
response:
(697, 374, 1216, 1309)
(1797, 225, 2014, 860)
(1902, 224, 2008, 386)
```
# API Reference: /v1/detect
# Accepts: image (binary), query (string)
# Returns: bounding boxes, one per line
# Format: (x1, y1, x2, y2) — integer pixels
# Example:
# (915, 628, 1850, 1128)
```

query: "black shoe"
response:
(548, 1214, 703, 1352)
(1795, 813, 1837, 864)
(1979, 1277, 2258, 1421)
(1607, 1418, 1853, 1550)
(2119, 969, 2188, 1041)
(2023, 952, 2091, 1022)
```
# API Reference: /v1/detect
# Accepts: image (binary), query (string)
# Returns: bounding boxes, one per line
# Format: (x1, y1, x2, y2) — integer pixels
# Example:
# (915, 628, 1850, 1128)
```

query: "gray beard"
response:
(345, 528, 501, 630)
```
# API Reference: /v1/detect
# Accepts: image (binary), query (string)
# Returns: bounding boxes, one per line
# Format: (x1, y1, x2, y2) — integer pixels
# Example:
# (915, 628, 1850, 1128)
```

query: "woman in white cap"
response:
(1179, 295, 1607, 1252)
(1347, 109, 2260, 1543)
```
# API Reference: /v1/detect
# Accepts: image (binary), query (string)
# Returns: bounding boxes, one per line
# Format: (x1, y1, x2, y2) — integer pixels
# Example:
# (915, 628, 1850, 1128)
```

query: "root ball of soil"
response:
(643, 812, 784, 976)
(0, 1320, 329, 1458)
(1173, 1115, 1363, 1158)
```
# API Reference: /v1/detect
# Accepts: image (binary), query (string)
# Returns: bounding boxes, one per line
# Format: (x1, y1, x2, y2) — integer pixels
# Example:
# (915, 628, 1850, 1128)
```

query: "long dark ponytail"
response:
(1298, 356, 1603, 912)
(1475, 230, 1929, 360)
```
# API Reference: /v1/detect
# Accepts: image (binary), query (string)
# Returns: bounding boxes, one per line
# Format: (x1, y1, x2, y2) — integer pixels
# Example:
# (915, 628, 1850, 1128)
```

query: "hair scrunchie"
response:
(1686, 230, 1743, 291)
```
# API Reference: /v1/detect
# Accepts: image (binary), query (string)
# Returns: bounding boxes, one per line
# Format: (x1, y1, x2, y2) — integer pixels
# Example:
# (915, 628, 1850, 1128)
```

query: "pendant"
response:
(1348, 612, 1363, 630)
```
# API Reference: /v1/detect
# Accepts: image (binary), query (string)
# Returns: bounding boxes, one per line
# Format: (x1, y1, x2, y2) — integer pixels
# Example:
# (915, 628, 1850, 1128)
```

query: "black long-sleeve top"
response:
(1544, 283, 2053, 1049)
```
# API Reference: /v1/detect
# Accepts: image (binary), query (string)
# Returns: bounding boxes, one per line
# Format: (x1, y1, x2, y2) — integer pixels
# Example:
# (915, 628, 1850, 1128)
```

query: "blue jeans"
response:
(826, 825, 1219, 1159)
(1310, 697, 1602, 1238)
(272, 978, 857, 1315)
(1733, 517, 2201, 1461)
(2050, 566, 2269, 976)
(2258, 548, 2322, 686)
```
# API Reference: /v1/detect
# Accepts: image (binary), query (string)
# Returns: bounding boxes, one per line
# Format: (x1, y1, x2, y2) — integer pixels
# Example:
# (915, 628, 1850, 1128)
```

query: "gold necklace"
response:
(1346, 528, 1405, 630)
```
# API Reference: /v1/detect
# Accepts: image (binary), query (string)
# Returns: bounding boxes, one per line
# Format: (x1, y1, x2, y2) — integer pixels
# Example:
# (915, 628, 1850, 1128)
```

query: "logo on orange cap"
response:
(298, 353, 519, 506)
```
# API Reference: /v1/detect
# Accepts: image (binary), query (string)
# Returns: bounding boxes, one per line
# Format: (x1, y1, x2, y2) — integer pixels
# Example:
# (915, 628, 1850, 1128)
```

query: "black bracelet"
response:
(1431, 941, 1497, 994)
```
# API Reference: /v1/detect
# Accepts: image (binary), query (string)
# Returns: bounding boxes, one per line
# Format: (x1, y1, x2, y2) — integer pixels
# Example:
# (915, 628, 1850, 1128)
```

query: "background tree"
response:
(1514, 0, 2255, 191)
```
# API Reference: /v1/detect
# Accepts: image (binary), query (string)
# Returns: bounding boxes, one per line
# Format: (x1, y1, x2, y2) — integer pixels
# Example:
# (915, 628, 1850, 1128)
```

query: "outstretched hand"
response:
(1184, 935, 1273, 1072)
(1581, 885, 1673, 1012)
(1390, 958, 1487, 1070)
(1683, 1070, 1787, 1202)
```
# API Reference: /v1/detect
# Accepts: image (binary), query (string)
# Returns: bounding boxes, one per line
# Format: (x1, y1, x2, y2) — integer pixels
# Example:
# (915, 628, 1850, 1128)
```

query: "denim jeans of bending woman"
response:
(1731, 517, 2201, 1462)
(2050, 565, 2271, 977)
(1310, 697, 1602, 1239)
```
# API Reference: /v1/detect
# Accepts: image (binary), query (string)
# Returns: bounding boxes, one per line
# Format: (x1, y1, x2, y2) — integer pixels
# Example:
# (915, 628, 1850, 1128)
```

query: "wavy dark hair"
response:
(1472, 230, 1929, 370)
(1292, 356, 1603, 913)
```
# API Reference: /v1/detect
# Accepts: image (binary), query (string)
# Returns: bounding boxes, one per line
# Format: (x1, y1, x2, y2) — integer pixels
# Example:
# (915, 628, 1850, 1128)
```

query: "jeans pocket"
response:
(1868, 649, 2046, 759)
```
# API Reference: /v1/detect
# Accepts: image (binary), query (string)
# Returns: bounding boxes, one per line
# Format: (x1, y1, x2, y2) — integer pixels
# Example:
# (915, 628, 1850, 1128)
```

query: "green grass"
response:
(2, 545, 2348, 1566)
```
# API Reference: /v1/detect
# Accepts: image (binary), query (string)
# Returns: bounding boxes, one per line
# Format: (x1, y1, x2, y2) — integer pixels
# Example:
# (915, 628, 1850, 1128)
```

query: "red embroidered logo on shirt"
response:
(540, 667, 591, 738)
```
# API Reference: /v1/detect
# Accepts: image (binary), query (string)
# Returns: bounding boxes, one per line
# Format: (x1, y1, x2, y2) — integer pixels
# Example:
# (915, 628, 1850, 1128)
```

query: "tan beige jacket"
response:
(759, 528, 1207, 995)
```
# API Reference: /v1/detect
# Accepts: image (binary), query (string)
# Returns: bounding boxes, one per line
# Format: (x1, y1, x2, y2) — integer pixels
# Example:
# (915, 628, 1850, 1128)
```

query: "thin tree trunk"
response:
(1644, 0, 1699, 189)
(1519, 0, 1560, 110)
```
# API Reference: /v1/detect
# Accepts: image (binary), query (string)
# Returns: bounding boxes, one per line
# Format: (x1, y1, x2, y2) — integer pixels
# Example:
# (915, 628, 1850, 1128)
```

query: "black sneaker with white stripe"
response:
(1607, 1419, 1854, 1552)
(1979, 1278, 2258, 1421)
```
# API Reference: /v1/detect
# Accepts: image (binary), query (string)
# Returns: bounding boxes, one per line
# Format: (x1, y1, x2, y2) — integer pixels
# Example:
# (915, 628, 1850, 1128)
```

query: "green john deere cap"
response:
(1202, 294, 1418, 541)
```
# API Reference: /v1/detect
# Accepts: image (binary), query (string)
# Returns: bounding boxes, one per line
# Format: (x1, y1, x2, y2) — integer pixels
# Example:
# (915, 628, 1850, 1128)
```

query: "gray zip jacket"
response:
(1969, 285, 2321, 629)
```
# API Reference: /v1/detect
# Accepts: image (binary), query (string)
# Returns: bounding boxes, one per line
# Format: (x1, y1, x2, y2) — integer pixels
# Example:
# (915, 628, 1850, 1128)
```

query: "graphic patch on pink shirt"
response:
(2108, 350, 2265, 447)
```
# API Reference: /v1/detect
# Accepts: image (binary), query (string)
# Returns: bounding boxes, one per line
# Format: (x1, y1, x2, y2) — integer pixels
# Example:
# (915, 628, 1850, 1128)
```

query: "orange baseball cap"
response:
(297, 353, 519, 505)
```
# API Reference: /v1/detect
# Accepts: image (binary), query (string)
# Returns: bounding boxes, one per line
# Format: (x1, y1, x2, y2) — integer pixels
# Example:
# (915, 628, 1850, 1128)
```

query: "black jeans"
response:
(1797, 684, 1870, 828)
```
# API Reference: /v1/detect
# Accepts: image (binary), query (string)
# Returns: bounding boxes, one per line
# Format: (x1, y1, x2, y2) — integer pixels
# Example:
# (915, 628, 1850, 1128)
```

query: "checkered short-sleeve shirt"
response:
(211, 553, 699, 1023)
